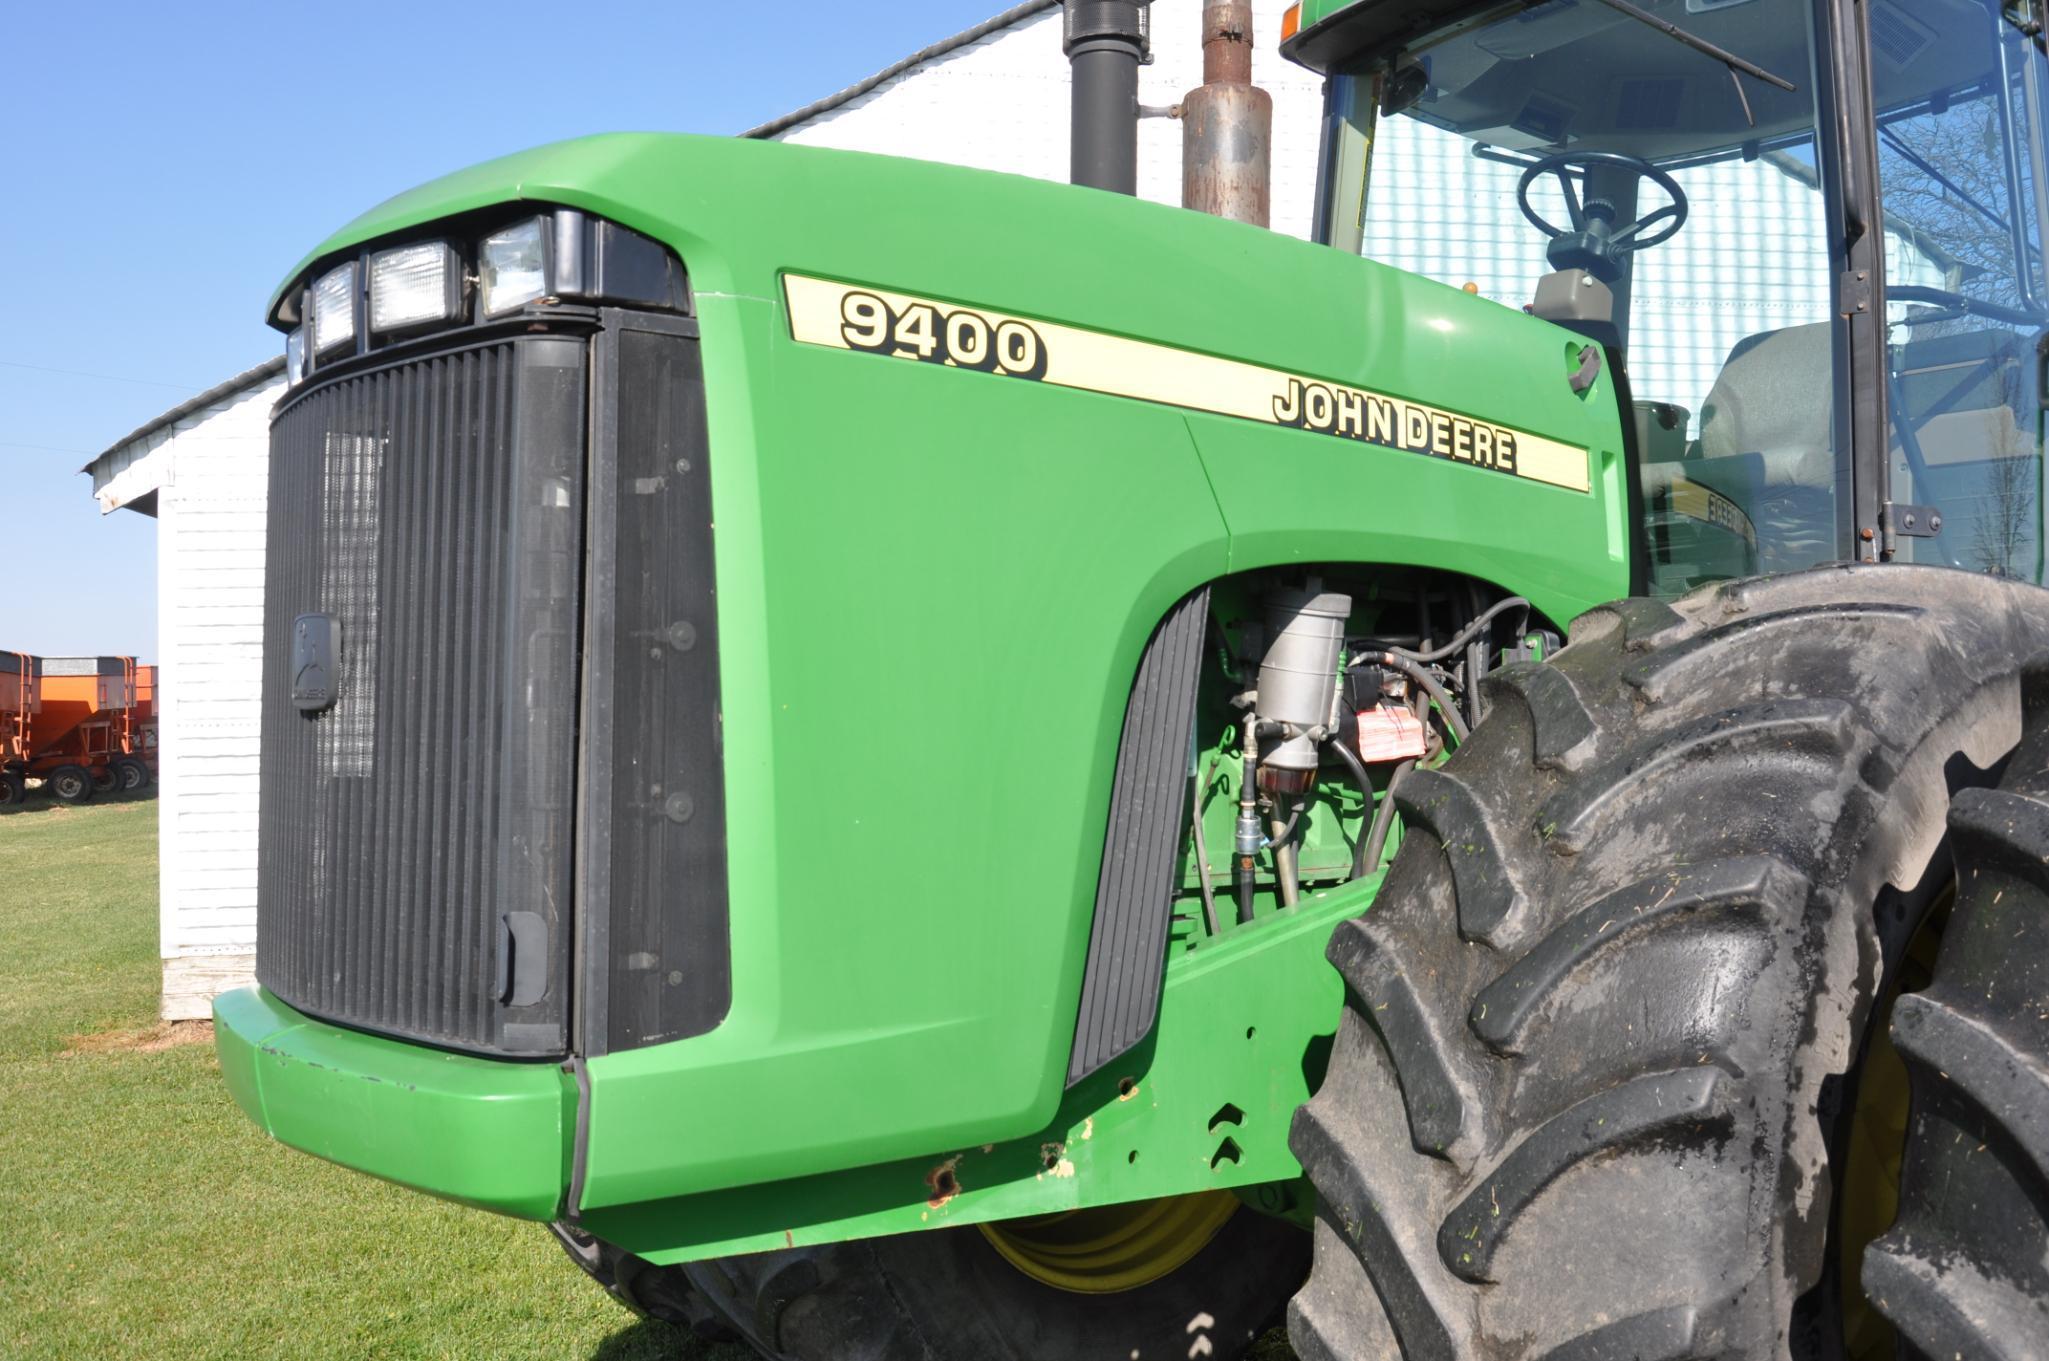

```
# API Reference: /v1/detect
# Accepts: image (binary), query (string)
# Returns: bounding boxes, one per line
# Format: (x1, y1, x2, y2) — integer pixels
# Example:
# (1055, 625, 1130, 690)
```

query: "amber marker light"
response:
(1282, 3, 1301, 41)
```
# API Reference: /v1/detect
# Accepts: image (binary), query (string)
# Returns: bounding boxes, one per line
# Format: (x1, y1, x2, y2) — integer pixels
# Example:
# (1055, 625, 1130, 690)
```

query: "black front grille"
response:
(257, 334, 587, 1056)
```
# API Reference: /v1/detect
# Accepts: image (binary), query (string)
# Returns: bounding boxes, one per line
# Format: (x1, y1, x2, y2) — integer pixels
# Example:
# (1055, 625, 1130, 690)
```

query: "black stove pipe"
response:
(1064, 0, 1151, 194)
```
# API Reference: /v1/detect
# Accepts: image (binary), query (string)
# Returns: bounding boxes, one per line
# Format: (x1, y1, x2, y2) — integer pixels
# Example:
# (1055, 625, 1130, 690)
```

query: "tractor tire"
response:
(1285, 564, 2049, 1361)
(48, 766, 95, 805)
(561, 1194, 1307, 1361)
(1863, 676, 2049, 1352)
(0, 770, 24, 807)
(549, 1224, 737, 1343)
(113, 756, 150, 792)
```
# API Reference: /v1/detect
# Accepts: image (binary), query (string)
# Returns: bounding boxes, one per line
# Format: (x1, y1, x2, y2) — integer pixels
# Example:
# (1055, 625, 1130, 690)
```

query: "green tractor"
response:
(218, 0, 2049, 1355)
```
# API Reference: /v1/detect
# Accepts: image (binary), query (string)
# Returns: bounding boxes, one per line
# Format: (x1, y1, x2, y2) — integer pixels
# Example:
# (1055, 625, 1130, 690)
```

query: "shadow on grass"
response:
(590, 1317, 736, 1361)
(0, 784, 157, 818)
(584, 1309, 1298, 1359)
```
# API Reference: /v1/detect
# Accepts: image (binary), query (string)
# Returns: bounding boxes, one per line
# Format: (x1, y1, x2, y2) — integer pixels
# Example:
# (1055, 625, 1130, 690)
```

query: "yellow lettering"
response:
(1273, 378, 1303, 426)
(1367, 397, 1395, 445)
(895, 303, 938, 359)
(1306, 384, 1335, 431)
(1336, 388, 1365, 438)
(1403, 407, 1431, 449)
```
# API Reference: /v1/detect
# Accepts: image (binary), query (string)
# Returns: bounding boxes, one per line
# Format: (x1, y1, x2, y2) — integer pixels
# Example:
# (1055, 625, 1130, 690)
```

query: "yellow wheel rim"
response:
(1839, 887, 1951, 1360)
(977, 1191, 1241, 1295)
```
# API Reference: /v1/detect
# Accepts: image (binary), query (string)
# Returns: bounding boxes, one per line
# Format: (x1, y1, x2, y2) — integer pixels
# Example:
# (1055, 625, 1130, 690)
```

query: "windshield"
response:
(1328, 0, 2049, 590)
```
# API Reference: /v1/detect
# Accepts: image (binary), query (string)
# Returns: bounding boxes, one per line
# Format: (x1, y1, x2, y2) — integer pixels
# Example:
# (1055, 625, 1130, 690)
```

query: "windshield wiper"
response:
(1587, 0, 1797, 127)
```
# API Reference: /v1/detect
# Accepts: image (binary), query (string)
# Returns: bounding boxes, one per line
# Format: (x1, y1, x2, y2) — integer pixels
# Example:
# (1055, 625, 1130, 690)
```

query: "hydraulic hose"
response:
(1235, 747, 1260, 925)
(1360, 758, 1416, 880)
(1464, 582, 1488, 731)
(1354, 650, 1472, 743)
(1190, 753, 1222, 938)
(1269, 801, 1304, 908)
(1266, 800, 1303, 848)
(1388, 597, 1530, 664)
(1327, 738, 1377, 881)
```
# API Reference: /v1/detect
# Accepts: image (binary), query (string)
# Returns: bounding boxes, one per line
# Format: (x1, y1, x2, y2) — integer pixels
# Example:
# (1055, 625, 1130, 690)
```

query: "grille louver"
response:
(257, 334, 587, 1057)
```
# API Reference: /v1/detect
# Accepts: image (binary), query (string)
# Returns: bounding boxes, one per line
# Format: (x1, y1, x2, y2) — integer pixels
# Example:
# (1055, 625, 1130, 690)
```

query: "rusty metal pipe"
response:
(1201, 0, 1254, 83)
(1182, 0, 1272, 226)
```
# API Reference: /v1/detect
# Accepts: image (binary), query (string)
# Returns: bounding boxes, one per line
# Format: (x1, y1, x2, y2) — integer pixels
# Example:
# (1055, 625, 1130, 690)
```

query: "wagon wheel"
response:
(0, 770, 25, 807)
(48, 766, 95, 804)
(91, 765, 119, 795)
(113, 756, 150, 792)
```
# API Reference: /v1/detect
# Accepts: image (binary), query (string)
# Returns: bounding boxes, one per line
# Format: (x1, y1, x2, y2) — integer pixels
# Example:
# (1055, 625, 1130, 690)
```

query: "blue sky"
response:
(1, 0, 1015, 659)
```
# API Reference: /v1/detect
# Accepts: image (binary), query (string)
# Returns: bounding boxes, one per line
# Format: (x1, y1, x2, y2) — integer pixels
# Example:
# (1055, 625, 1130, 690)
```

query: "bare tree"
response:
(1969, 433, 2040, 574)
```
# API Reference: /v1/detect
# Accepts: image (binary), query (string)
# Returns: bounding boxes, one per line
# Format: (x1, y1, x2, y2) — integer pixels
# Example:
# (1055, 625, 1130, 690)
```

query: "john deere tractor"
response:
(218, 0, 2049, 1355)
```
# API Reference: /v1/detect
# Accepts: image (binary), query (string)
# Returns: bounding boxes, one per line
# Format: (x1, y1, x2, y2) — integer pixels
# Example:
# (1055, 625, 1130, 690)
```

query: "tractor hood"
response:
(237, 126, 1633, 1229)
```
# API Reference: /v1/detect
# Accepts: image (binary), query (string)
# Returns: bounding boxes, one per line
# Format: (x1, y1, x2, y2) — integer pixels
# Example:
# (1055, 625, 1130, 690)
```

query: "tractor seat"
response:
(1697, 323, 1836, 491)
(1695, 323, 1837, 572)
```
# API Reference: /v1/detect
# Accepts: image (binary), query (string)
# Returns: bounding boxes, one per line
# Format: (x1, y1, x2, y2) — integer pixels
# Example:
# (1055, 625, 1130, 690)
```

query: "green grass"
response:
(0, 797, 743, 1361)
(0, 797, 1304, 1360)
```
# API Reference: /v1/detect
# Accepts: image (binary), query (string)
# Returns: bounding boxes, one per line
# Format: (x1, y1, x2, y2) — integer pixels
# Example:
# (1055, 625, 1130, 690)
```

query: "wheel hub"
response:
(977, 1190, 1240, 1295)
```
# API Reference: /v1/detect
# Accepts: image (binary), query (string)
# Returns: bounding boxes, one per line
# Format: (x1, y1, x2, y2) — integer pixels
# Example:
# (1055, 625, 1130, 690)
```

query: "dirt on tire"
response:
(1864, 665, 2049, 1355)
(1286, 564, 2049, 1360)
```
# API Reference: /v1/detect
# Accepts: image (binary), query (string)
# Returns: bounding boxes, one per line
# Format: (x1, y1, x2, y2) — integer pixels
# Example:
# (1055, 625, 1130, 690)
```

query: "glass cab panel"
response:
(1326, 0, 2049, 587)
(1875, 0, 2049, 579)
(1329, 0, 1840, 591)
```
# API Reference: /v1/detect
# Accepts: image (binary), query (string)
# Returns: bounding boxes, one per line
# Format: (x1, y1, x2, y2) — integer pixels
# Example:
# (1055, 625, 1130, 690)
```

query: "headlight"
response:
(310, 262, 358, 354)
(269, 211, 687, 354)
(369, 241, 462, 332)
(481, 219, 547, 315)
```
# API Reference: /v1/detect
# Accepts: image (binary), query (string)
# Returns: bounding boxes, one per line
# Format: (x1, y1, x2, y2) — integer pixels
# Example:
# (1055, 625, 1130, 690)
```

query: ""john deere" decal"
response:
(783, 274, 1591, 494)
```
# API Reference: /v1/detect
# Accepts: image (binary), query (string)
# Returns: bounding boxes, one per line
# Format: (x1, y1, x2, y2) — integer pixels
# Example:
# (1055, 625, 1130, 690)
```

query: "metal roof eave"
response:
(742, 0, 1060, 140)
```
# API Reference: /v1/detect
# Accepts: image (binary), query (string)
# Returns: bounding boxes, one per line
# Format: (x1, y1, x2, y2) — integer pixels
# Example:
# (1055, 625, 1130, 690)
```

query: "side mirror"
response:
(1381, 63, 1428, 115)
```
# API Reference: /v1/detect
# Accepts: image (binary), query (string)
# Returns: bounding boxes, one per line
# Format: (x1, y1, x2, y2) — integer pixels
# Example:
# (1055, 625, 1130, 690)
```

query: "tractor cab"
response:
(1286, 0, 2049, 589)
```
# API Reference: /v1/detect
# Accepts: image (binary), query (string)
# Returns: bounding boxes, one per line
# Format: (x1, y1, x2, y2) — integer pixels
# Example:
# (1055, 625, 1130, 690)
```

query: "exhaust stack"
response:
(1182, 0, 1272, 226)
(1065, 1, 1152, 194)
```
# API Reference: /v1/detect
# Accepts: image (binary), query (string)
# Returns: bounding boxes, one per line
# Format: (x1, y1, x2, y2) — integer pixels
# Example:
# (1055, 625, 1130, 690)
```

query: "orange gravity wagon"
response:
(19, 657, 151, 804)
(0, 652, 36, 806)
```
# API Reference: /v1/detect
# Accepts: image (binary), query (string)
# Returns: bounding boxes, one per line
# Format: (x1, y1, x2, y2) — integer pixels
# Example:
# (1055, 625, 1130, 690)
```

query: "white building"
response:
(86, 360, 284, 1018)
(752, 0, 1326, 236)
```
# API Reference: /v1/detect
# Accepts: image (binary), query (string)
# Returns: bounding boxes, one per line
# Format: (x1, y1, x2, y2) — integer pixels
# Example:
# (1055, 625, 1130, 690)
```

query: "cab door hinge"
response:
(1840, 268, 1875, 315)
(1879, 500, 1943, 558)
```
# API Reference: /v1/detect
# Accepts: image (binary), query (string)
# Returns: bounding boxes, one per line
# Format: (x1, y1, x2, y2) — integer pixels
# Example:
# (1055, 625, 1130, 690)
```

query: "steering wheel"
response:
(1515, 151, 1690, 281)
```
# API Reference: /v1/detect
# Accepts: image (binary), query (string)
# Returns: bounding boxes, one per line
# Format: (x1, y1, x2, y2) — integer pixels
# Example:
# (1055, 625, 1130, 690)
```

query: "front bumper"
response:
(214, 985, 575, 1220)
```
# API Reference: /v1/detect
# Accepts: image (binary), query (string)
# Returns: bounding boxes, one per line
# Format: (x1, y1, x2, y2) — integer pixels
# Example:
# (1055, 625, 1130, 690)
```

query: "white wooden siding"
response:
(773, 0, 1328, 241)
(158, 384, 275, 1016)
(92, 375, 280, 1019)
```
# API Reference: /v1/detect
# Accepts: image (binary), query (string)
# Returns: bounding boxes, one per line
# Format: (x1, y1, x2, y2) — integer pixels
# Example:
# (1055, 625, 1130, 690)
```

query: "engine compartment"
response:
(1175, 566, 1558, 953)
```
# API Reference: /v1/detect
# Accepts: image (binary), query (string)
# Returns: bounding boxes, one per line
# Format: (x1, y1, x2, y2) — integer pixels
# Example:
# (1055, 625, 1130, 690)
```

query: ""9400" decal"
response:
(837, 290, 1049, 381)
(781, 274, 1592, 494)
